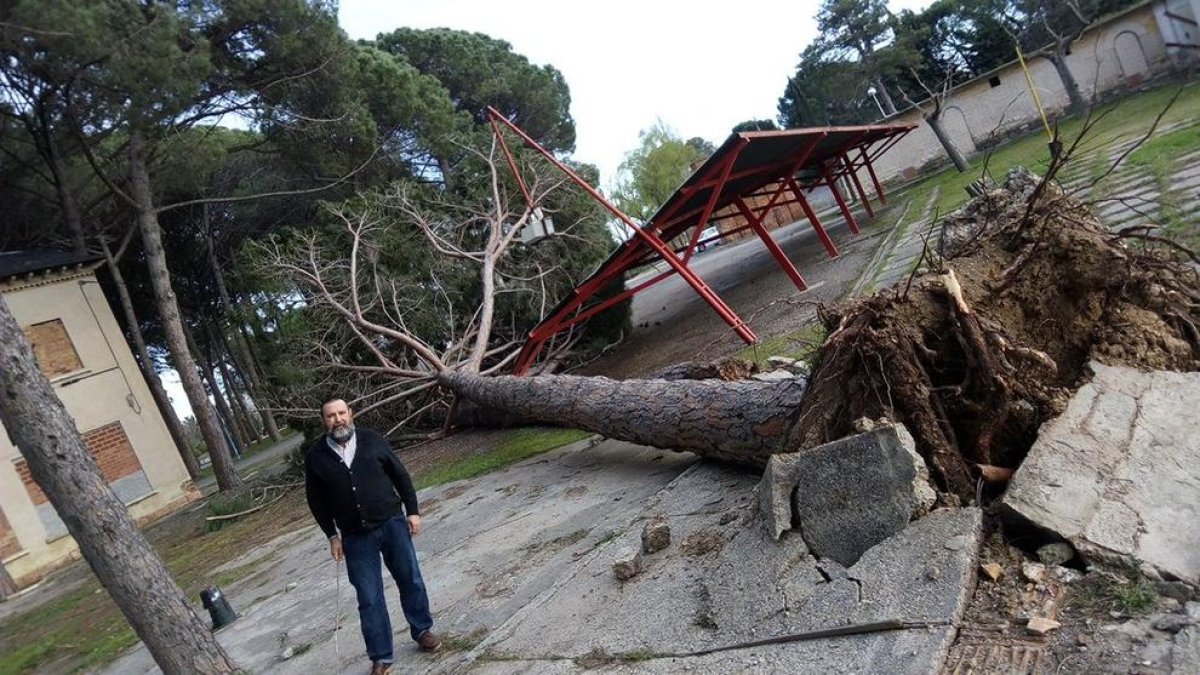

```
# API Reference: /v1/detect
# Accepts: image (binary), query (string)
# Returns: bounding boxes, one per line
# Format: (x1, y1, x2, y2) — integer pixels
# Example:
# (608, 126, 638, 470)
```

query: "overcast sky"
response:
(339, 0, 932, 190)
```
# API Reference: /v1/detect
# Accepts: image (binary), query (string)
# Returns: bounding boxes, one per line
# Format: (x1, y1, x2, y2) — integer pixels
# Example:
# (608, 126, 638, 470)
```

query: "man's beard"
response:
(329, 424, 355, 443)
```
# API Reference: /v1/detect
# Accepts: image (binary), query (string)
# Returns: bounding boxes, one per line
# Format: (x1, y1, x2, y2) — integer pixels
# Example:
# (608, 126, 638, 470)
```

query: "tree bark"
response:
(441, 371, 808, 466)
(217, 351, 258, 443)
(129, 130, 240, 491)
(0, 295, 236, 672)
(184, 325, 248, 455)
(205, 220, 280, 440)
(926, 113, 971, 173)
(101, 240, 201, 481)
(1048, 45, 1087, 118)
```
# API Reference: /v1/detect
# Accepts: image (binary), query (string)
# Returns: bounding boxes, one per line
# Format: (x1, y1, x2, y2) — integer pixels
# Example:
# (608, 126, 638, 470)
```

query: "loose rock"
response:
(1022, 561, 1046, 584)
(1027, 617, 1062, 635)
(1037, 542, 1075, 567)
(981, 562, 1004, 581)
(641, 515, 671, 554)
(1154, 614, 1193, 634)
(612, 547, 643, 580)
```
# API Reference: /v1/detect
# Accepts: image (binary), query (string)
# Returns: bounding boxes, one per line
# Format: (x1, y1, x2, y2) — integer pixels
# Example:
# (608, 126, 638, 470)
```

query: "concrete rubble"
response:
(758, 422, 936, 565)
(1002, 363, 1200, 586)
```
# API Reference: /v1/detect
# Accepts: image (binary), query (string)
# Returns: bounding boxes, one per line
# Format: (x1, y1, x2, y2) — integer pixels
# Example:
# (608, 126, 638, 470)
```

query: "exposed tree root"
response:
(789, 167, 1200, 499)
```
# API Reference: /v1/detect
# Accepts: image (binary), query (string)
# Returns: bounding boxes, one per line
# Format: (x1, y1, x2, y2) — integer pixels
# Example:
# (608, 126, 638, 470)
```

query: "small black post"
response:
(200, 585, 238, 630)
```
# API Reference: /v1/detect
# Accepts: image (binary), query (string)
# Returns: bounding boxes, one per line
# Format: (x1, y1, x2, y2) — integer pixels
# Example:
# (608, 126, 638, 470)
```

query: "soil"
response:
(791, 167, 1200, 499)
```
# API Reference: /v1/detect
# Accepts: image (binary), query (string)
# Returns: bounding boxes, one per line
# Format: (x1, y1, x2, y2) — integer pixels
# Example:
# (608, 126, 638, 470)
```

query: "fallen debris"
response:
(612, 547, 643, 580)
(980, 562, 1004, 582)
(758, 423, 935, 565)
(1002, 363, 1200, 585)
(1026, 617, 1061, 636)
(790, 167, 1199, 499)
(642, 515, 671, 554)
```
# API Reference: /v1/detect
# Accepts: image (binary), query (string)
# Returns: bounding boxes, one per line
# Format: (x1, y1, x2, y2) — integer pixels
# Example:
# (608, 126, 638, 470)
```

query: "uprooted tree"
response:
(268, 131, 1199, 499)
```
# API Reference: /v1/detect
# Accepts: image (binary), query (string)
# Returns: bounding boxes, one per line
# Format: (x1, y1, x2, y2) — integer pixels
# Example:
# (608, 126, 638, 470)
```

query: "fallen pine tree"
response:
(444, 166, 1199, 501)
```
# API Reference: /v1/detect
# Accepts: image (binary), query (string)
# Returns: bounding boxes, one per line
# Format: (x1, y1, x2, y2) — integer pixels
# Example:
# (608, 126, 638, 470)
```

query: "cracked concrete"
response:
(100, 437, 982, 674)
(1002, 363, 1200, 585)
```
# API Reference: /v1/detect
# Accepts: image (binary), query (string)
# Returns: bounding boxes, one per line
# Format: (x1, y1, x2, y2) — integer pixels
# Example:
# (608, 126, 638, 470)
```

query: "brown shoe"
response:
(369, 662, 392, 675)
(416, 630, 442, 652)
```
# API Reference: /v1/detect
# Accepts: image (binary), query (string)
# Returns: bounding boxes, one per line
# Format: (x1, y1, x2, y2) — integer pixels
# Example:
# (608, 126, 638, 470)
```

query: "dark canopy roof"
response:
(645, 124, 913, 244)
(514, 122, 915, 373)
(0, 250, 100, 282)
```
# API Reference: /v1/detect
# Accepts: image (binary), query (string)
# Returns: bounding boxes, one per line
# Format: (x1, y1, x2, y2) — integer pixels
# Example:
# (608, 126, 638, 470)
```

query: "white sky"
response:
(338, 0, 932, 190)
(165, 0, 933, 421)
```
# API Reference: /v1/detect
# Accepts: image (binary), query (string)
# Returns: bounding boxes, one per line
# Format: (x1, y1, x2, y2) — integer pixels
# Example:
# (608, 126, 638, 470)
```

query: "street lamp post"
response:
(866, 85, 886, 118)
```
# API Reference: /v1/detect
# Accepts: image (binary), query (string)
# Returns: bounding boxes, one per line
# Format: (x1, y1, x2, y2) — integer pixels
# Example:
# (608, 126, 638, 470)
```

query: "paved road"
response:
(627, 207, 860, 330)
(197, 432, 305, 494)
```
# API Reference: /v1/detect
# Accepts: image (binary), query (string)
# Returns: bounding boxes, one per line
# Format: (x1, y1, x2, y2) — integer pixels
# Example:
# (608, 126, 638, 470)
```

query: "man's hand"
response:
(408, 514, 422, 536)
(329, 536, 343, 561)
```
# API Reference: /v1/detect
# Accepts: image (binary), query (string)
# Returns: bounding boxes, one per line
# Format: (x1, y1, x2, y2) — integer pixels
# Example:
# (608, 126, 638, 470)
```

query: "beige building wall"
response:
(0, 267, 196, 586)
(868, 1, 1182, 183)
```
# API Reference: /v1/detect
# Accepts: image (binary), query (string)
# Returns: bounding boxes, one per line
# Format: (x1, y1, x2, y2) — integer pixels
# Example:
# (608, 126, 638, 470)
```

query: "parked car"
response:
(697, 225, 722, 252)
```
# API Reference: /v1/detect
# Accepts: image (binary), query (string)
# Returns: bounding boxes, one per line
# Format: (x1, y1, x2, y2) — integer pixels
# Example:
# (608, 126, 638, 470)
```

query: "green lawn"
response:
(891, 80, 1200, 220)
(414, 427, 593, 490)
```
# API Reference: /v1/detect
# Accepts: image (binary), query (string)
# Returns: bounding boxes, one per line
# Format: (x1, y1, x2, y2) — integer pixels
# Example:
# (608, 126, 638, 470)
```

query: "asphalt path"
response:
(627, 210, 859, 330)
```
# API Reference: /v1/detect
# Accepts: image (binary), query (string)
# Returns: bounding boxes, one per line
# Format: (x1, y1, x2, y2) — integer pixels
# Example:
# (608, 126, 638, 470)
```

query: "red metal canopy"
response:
(489, 112, 915, 375)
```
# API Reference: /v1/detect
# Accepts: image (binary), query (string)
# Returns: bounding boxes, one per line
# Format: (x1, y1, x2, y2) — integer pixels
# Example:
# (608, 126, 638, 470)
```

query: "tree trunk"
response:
(216, 322, 279, 442)
(441, 372, 807, 466)
(1048, 45, 1087, 118)
(926, 113, 971, 173)
(101, 240, 201, 481)
(217, 352, 258, 442)
(129, 130, 240, 491)
(45, 135, 86, 254)
(873, 76, 898, 116)
(0, 295, 236, 673)
(205, 217, 280, 440)
(185, 325, 248, 455)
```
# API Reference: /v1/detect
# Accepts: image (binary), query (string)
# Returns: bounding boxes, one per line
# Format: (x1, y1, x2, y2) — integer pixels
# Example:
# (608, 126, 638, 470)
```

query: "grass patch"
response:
(0, 585, 136, 675)
(737, 323, 828, 367)
(1126, 123, 1200, 170)
(414, 427, 592, 490)
(1066, 562, 1159, 618)
(887, 81, 1200, 221)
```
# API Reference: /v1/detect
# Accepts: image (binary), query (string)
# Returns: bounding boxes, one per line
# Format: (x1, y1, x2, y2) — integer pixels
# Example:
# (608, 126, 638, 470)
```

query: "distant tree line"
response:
(779, 0, 1141, 129)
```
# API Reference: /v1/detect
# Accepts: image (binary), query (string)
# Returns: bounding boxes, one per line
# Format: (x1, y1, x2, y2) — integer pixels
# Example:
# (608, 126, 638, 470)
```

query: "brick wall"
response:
(0, 506, 19, 558)
(13, 422, 143, 506)
(24, 319, 83, 377)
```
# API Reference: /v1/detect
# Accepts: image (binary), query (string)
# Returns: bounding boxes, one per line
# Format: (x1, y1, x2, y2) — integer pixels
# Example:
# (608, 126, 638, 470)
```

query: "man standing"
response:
(305, 398, 441, 674)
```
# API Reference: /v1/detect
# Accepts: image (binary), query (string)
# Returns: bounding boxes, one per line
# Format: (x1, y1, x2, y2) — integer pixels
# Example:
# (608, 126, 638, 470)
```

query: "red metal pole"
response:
(786, 178, 840, 258)
(823, 164, 860, 235)
(859, 147, 886, 204)
(843, 153, 875, 218)
(684, 141, 746, 264)
(735, 198, 807, 292)
(489, 108, 757, 373)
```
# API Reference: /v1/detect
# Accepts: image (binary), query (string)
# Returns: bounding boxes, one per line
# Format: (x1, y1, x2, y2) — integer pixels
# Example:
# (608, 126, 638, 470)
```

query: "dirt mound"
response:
(790, 167, 1200, 498)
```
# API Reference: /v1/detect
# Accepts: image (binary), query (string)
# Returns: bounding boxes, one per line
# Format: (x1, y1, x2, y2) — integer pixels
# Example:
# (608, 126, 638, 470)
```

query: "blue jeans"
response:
(343, 515, 434, 662)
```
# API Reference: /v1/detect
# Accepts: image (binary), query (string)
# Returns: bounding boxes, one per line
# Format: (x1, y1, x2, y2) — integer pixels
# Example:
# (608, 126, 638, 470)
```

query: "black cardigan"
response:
(305, 427, 420, 537)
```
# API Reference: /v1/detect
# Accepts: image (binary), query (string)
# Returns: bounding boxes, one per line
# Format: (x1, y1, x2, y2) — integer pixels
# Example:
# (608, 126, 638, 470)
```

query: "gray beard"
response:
(329, 425, 355, 443)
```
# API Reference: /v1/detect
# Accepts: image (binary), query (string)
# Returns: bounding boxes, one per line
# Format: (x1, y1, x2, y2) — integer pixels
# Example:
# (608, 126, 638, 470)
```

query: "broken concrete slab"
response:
(456, 448, 981, 672)
(758, 423, 936, 566)
(1002, 363, 1200, 585)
